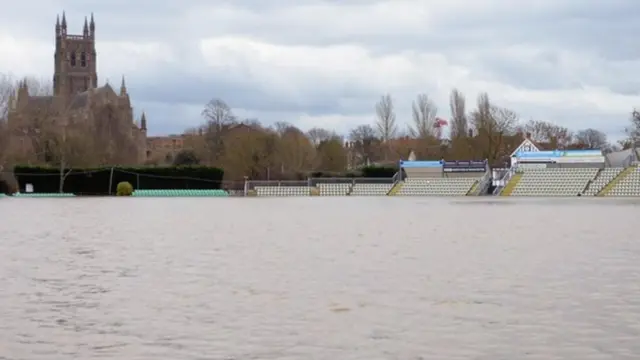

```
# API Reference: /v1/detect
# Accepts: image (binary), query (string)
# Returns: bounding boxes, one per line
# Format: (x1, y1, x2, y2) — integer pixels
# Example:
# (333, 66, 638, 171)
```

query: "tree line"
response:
(2, 71, 640, 183)
(0, 72, 142, 187)
(174, 90, 640, 181)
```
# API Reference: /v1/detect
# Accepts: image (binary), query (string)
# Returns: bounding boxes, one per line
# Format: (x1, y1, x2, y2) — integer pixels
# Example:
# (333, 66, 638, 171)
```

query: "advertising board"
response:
(443, 160, 486, 172)
(555, 156, 604, 163)
(560, 150, 603, 157)
(517, 163, 547, 169)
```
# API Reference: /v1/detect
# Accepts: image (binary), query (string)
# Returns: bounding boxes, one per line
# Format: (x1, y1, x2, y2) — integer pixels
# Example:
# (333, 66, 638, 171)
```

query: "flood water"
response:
(1, 197, 639, 359)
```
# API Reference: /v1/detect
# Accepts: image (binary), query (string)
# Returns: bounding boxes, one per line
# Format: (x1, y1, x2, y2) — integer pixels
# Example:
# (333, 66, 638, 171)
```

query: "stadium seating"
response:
(255, 186, 310, 196)
(132, 189, 228, 197)
(509, 168, 598, 196)
(606, 167, 640, 196)
(317, 183, 351, 196)
(12, 192, 75, 197)
(582, 168, 623, 196)
(396, 178, 477, 196)
(350, 183, 394, 196)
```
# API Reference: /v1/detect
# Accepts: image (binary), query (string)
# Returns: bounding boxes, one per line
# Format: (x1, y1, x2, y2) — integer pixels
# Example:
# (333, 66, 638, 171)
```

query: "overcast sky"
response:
(1, 0, 639, 140)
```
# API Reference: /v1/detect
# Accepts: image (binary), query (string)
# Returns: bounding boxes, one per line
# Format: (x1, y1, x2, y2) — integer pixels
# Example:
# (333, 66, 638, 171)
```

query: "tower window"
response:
(70, 52, 76, 67)
(80, 52, 86, 67)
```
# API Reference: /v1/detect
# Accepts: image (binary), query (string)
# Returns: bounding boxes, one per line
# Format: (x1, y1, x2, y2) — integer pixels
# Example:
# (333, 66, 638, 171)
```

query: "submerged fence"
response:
(244, 177, 395, 196)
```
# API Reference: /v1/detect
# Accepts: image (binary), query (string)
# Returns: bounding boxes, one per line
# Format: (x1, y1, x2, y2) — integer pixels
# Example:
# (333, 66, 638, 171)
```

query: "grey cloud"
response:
(3, 0, 639, 138)
(129, 71, 377, 116)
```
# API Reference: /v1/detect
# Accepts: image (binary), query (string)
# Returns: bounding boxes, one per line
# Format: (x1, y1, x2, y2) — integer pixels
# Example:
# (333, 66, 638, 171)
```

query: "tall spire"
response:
(120, 75, 127, 95)
(61, 11, 67, 29)
(140, 111, 147, 131)
(8, 91, 15, 111)
(17, 78, 29, 100)
(83, 16, 89, 36)
(56, 14, 60, 35)
(89, 13, 95, 36)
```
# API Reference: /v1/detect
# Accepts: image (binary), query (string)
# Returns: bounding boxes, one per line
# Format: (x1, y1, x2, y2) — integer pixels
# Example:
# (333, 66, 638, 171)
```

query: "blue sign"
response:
(400, 160, 442, 168)
(516, 149, 602, 158)
(514, 151, 560, 158)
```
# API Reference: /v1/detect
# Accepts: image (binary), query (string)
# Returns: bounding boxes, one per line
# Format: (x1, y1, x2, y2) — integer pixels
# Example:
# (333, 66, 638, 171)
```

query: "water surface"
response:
(1, 197, 639, 359)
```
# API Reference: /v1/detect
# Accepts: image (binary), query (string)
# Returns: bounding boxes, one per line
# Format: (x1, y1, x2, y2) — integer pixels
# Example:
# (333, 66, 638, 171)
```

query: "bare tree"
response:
(469, 93, 519, 162)
(0, 75, 12, 170)
(409, 94, 438, 139)
(314, 136, 347, 172)
(449, 88, 468, 139)
(306, 127, 334, 147)
(470, 93, 518, 134)
(276, 125, 315, 175)
(624, 109, 640, 146)
(349, 124, 377, 141)
(374, 94, 397, 142)
(0, 74, 52, 118)
(23, 77, 53, 96)
(574, 128, 609, 149)
(349, 124, 380, 167)
(201, 98, 237, 163)
(0, 117, 7, 169)
(202, 98, 236, 130)
(273, 121, 293, 136)
(521, 119, 572, 148)
(490, 106, 519, 133)
(0, 74, 13, 121)
(241, 118, 261, 127)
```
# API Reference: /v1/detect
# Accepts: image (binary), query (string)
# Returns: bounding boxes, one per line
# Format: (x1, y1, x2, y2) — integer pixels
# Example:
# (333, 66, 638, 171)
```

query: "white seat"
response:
(396, 177, 478, 196)
(510, 168, 599, 196)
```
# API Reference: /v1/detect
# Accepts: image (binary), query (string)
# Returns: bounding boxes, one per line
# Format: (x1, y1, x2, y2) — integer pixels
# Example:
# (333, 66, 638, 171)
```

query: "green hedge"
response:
(310, 166, 397, 178)
(360, 165, 397, 178)
(13, 166, 224, 195)
(0, 179, 9, 195)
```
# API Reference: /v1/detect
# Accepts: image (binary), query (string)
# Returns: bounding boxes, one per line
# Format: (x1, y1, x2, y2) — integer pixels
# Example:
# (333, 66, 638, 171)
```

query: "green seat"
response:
(132, 189, 229, 197)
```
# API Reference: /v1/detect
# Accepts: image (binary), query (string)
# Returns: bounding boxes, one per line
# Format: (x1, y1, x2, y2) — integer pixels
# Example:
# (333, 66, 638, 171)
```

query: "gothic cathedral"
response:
(6, 13, 148, 165)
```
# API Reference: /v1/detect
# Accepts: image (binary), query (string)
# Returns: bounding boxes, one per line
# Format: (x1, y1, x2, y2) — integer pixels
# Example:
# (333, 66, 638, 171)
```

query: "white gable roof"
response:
(510, 138, 539, 157)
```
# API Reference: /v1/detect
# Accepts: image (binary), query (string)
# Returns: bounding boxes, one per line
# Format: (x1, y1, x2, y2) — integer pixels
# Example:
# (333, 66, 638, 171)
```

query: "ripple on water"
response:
(0, 197, 639, 359)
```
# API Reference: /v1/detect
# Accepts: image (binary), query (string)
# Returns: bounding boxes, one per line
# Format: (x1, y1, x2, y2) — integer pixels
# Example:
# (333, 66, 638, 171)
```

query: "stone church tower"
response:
(7, 12, 148, 165)
(54, 13, 98, 98)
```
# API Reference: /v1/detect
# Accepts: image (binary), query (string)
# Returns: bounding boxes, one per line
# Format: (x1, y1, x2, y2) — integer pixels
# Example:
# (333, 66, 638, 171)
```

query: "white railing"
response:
(493, 167, 516, 195)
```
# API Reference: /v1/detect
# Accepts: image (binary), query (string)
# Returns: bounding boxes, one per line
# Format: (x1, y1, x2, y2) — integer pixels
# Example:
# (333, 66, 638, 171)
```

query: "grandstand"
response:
(395, 160, 486, 196)
(254, 185, 310, 197)
(496, 144, 640, 197)
(240, 142, 640, 198)
(397, 177, 478, 196)
(583, 168, 623, 196)
(317, 183, 351, 196)
(499, 147, 605, 196)
(247, 177, 397, 197)
(508, 168, 598, 196)
(604, 166, 640, 196)
(350, 183, 394, 196)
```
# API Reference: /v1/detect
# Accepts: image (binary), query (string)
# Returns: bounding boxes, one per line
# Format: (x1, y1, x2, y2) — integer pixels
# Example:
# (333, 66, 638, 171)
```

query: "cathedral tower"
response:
(53, 12, 97, 98)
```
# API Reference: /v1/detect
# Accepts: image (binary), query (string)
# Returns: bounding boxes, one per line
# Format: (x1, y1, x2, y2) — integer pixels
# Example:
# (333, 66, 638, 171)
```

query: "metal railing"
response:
(308, 177, 394, 187)
(492, 167, 516, 195)
(472, 171, 492, 195)
(244, 180, 308, 196)
(242, 177, 397, 196)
